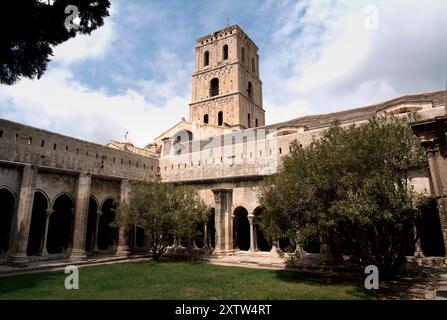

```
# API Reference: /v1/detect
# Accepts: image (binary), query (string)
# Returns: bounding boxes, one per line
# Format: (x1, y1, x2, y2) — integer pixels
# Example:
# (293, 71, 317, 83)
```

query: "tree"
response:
(114, 180, 210, 261)
(0, 0, 110, 85)
(259, 115, 428, 275)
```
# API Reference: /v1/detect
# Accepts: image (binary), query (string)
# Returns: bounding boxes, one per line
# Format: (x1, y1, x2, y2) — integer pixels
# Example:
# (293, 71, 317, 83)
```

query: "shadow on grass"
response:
(0, 271, 63, 297)
(274, 269, 374, 299)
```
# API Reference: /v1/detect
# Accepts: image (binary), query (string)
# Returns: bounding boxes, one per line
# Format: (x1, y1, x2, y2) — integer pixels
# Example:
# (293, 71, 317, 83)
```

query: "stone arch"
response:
(233, 206, 250, 251)
(0, 187, 16, 255)
(253, 207, 271, 252)
(27, 191, 49, 256)
(97, 197, 118, 251)
(50, 192, 74, 208)
(85, 195, 99, 251)
(47, 193, 74, 254)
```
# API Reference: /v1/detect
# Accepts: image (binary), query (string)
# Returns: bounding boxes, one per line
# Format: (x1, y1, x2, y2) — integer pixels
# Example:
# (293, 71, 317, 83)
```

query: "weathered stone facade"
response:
(0, 25, 446, 267)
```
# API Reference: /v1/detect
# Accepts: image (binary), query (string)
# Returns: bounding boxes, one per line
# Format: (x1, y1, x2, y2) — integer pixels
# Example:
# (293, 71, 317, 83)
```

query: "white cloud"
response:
(51, 5, 116, 65)
(262, 0, 447, 119)
(0, 68, 188, 147)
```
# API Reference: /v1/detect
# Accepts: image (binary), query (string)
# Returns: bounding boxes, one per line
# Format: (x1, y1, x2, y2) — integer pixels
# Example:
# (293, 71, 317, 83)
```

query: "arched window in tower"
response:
(252, 57, 256, 72)
(210, 78, 219, 97)
(204, 114, 209, 124)
(241, 47, 245, 63)
(218, 111, 223, 126)
(223, 45, 228, 60)
(247, 113, 251, 128)
(247, 81, 253, 99)
(204, 51, 209, 66)
(255, 118, 258, 127)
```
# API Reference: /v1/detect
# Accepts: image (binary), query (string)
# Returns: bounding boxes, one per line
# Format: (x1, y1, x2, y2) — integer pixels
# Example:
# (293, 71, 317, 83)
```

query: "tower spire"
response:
(226, 17, 230, 27)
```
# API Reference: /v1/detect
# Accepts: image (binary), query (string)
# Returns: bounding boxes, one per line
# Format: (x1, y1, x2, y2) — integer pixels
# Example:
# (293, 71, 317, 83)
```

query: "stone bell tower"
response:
(189, 25, 264, 133)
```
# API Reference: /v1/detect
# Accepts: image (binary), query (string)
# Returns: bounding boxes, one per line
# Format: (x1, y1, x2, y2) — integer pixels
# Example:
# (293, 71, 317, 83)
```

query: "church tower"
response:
(189, 25, 264, 133)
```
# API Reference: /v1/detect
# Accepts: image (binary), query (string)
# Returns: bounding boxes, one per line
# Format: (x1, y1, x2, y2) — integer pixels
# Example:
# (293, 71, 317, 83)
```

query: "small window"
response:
(255, 118, 258, 127)
(210, 78, 219, 97)
(65, 146, 68, 153)
(53, 143, 57, 150)
(204, 51, 209, 66)
(223, 45, 229, 60)
(0, 130, 3, 138)
(28, 137, 32, 145)
(218, 111, 223, 126)
(247, 81, 253, 99)
(76, 149, 79, 155)
(204, 114, 209, 124)
(96, 153, 99, 159)
(41, 140, 45, 147)
(279, 148, 282, 154)
(121, 159, 124, 164)
(15, 134, 18, 141)
(248, 113, 251, 128)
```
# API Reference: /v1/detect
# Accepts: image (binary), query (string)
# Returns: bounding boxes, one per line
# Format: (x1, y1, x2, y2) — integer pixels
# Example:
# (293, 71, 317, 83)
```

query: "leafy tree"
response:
(115, 180, 210, 260)
(0, 0, 110, 85)
(259, 115, 428, 275)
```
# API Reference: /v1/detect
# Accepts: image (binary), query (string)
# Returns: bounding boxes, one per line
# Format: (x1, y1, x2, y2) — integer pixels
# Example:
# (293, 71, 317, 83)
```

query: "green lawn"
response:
(0, 261, 373, 300)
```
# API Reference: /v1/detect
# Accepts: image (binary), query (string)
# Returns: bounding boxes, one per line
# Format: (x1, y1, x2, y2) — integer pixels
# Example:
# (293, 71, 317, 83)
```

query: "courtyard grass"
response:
(0, 261, 374, 300)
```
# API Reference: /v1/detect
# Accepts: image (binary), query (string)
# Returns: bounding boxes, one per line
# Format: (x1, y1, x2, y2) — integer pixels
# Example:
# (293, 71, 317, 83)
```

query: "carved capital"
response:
(213, 192, 221, 202)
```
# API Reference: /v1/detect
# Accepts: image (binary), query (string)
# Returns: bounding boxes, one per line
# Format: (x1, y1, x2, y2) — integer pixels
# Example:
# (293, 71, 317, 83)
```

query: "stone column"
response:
(116, 179, 130, 256)
(248, 214, 256, 252)
(203, 224, 209, 250)
(7, 165, 37, 267)
(40, 209, 53, 256)
(69, 173, 91, 261)
(224, 190, 233, 252)
(212, 190, 225, 252)
(270, 239, 280, 254)
(93, 211, 101, 252)
(423, 139, 447, 255)
(413, 224, 424, 258)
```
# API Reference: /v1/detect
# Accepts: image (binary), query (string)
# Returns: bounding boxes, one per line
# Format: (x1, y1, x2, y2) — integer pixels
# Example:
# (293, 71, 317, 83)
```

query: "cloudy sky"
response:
(0, 0, 446, 147)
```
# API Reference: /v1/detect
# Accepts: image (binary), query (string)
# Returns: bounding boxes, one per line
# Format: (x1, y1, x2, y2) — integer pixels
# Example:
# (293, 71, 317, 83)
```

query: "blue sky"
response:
(1, 0, 446, 147)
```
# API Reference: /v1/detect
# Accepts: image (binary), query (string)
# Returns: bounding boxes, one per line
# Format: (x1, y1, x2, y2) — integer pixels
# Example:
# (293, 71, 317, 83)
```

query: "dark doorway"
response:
(97, 198, 118, 251)
(0, 189, 15, 255)
(47, 194, 73, 254)
(233, 207, 250, 251)
(85, 196, 98, 251)
(207, 208, 216, 248)
(27, 192, 48, 256)
(418, 199, 446, 256)
(253, 207, 271, 252)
